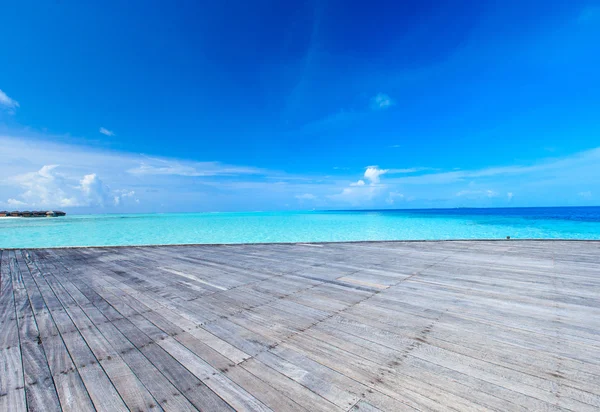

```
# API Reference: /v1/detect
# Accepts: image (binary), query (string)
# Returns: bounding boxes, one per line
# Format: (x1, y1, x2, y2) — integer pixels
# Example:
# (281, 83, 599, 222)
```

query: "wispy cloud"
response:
(7, 198, 26, 207)
(128, 162, 214, 177)
(383, 148, 600, 186)
(113, 189, 138, 206)
(0, 135, 279, 212)
(295, 193, 316, 200)
(350, 180, 365, 186)
(579, 6, 600, 23)
(0, 89, 19, 113)
(299, 110, 357, 134)
(325, 147, 600, 208)
(298, 91, 397, 135)
(456, 189, 497, 198)
(2, 134, 599, 211)
(99, 127, 115, 136)
(370, 93, 394, 110)
(127, 158, 265, 177)
(328, 185, 382, 205)
(386, 191, 404, 205)
(298, 92, 396, 135)
(388, 167, 433, 174)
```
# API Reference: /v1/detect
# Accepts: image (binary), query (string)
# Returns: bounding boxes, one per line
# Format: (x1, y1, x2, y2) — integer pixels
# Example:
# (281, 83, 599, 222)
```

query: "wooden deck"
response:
(1, 241, 599, 411)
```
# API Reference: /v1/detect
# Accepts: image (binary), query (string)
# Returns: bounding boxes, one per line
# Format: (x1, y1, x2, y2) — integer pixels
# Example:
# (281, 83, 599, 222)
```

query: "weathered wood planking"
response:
(0, 250, 27, 412)
(0, 240, 599, 411)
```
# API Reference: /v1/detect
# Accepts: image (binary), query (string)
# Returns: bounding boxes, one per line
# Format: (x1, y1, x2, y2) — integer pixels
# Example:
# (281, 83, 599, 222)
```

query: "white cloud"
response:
(295, 193, 316, 200)
(5, 165, 80, 207)
(7, 198, 26, 207)
(329, 166, 389, 205)
(79, 173, 111, 206)
(456, 189, 497, 198)
(370, 93, 394, 110)
(0, 135, 302, 212)
(2, 134, 600, 211)
(127, 158, 264, 177)
(113, 190, 137, 206)
(387, 167, 433, 174)
(3, 165, 125, 209)
(329, 185, 382, 205)
(386, 191, 404, 205)
(364, 166, 387, 185)
(128, 162, 207, 177)
(327, 147, 600, 207)
(0, 136, 267, 181)
(578, 191, 592, 198)
(99, 127, 115, 136)
(384, 147, 600, 186)
(0, 89, 19, 112)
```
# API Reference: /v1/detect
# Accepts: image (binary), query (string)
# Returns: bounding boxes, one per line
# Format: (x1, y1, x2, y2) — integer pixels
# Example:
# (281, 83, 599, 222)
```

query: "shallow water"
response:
(1, 207, 599, 248)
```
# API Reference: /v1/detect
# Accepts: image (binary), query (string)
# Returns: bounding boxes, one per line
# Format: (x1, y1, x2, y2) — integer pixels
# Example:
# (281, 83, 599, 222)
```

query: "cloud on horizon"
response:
(5, 165, 116, 208)
(326, 147, 600, 208)
(0, 135, 292, 212)
(1, 134, 599, 212)
(329, 166, 389, 205)
(2, 162, 142, 209)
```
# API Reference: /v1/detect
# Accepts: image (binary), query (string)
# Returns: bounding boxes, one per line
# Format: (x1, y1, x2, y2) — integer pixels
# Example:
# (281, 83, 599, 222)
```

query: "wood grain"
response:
(0, 240, 598, 411)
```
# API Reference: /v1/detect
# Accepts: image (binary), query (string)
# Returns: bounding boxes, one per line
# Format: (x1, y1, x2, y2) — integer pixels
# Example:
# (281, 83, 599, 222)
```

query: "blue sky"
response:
(1, 0, 599, 213)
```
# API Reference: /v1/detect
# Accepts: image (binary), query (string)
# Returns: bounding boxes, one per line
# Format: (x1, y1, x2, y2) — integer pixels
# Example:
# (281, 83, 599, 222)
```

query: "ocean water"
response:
(1, 207, 600, 248)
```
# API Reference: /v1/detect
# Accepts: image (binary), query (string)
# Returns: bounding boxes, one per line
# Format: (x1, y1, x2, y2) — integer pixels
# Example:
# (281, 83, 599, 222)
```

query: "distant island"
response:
(0, 210, 66, 217)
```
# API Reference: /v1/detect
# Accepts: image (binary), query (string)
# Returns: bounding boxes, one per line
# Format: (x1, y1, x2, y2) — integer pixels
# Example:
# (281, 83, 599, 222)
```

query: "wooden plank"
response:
(13, 251, 62, 412)
(254, 350, 360, 409)
(45, 250, 236, 411)
(43, 257, 162, 412)
(0, 250, 27, 412)
(238, 358, 343, 412)
(158, 338, 272, 412)
(110, 317, 235, 411)
(1, 240, 599, 412)
(350, 400, 384, 412)
(42, 260, 198, 412)
(268, 345, 417, 412)
(224, 364, 310, 412)
(26, 251, 130, 412)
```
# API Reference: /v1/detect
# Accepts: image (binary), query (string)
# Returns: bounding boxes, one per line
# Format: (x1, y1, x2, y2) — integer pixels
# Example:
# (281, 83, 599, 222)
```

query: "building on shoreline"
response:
(2, 210, 66, 217)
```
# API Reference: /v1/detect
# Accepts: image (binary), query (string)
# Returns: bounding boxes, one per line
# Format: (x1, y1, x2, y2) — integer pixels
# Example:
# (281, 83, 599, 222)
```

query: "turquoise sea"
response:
(1, 207, 600, 248)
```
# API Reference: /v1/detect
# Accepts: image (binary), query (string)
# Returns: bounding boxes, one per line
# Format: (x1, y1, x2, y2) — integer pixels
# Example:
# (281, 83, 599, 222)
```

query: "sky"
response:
(1, 0, 599, 213)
